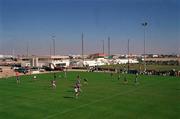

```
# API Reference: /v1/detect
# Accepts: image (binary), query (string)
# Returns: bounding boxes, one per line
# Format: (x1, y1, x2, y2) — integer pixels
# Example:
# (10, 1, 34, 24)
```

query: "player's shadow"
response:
(64, 89, 74, 99)
(63, 96, 74, 99)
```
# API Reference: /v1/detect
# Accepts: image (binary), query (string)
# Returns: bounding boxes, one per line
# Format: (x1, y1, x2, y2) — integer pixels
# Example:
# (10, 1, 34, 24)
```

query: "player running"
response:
(15, 71, 20, 84)
(76, 75, 81, 85)
(134, 73, 139, 85)
(74, 85, 79, 99)
(51, 80, 56, 89)
(75, 75, 82, 93)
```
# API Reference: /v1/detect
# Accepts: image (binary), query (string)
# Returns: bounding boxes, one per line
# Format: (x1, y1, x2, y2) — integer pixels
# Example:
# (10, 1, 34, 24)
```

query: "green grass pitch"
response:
(0, 72, 179, 119)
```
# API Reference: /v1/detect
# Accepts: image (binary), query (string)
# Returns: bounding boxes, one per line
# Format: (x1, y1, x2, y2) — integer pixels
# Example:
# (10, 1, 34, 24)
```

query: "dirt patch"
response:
(0, 66, 16, 78)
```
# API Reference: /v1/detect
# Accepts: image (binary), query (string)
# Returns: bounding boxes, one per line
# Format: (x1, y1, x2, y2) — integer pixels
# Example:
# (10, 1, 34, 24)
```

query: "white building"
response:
(114, 59, 139, 64)
(21, 55, 70, 67)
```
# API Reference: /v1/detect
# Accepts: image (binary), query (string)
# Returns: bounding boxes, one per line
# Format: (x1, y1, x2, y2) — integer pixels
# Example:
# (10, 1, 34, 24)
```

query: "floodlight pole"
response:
(128, 39, 130, 73)
(82, 32, 84, 61)
(27, 41, 29, 57)
(50, 43, 52, 56)
(108, 36, 110, 56)
(12, 48, 15, 58)
(52, 35, 56, 56)
(142, 22, 148, 73)
(144, 26, 146, 72)
(102, 40, 104, 54)
(51, 34, 56, 78)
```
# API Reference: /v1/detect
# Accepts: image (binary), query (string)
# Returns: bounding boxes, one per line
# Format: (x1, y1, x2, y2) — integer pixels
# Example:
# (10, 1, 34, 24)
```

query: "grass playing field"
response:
(0, 72, 179, 119)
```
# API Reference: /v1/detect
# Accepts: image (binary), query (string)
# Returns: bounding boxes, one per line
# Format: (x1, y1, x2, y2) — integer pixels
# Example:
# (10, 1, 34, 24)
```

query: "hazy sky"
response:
(0, 0, 179, 55)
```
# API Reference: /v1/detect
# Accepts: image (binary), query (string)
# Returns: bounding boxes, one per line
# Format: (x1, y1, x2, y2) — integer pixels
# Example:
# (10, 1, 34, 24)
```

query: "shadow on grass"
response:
(63, 96, 74, 99)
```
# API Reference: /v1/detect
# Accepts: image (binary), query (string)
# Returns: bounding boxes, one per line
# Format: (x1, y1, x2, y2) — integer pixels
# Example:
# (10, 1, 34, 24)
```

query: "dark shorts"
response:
(16, 77, 19, 80)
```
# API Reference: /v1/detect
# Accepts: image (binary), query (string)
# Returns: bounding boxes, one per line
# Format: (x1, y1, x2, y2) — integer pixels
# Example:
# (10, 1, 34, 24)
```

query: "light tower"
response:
(81, 32, 84, 61)
(51, 35, 56, 56)
(142, 22, 148, 73)
(51, 34, 56, 80)
(102, 40, 104, 54)
(108, 36, 110, 56)
(27, 41, 29, 57)
(127, 39, 130, 73)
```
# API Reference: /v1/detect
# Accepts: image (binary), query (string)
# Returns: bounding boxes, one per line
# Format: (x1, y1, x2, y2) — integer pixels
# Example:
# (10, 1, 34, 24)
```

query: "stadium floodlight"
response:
(142, 22, 148, 73)
(102, 40, 104, 54)
(26, 41, 29, 57)
(108, 37, 110, 56)
(127, 39, 130, 73)
(82, 32, 84, 61)
(52, 35, 56, 56)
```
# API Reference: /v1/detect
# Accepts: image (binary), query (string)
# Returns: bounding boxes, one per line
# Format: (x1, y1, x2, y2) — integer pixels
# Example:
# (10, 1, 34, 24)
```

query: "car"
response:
(31, 67, 45, 72)
(39, 68, 45, 72)
(14, 67, 28, 74)
(31, 67, 39, 71)
(42, 66, 54, 71)
(11, 64, 21, 70)
(54, 66, 64, 71)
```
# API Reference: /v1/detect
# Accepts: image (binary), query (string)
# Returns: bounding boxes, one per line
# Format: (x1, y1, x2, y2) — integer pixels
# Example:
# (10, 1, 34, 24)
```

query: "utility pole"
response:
(12, 48, 15, 57)
(108, 36, 110, 56)
(102, 40, 104, 54)
(27, 41, 29, 57)
(50, 43, 52, 56)
(50, 34, 56, 56)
